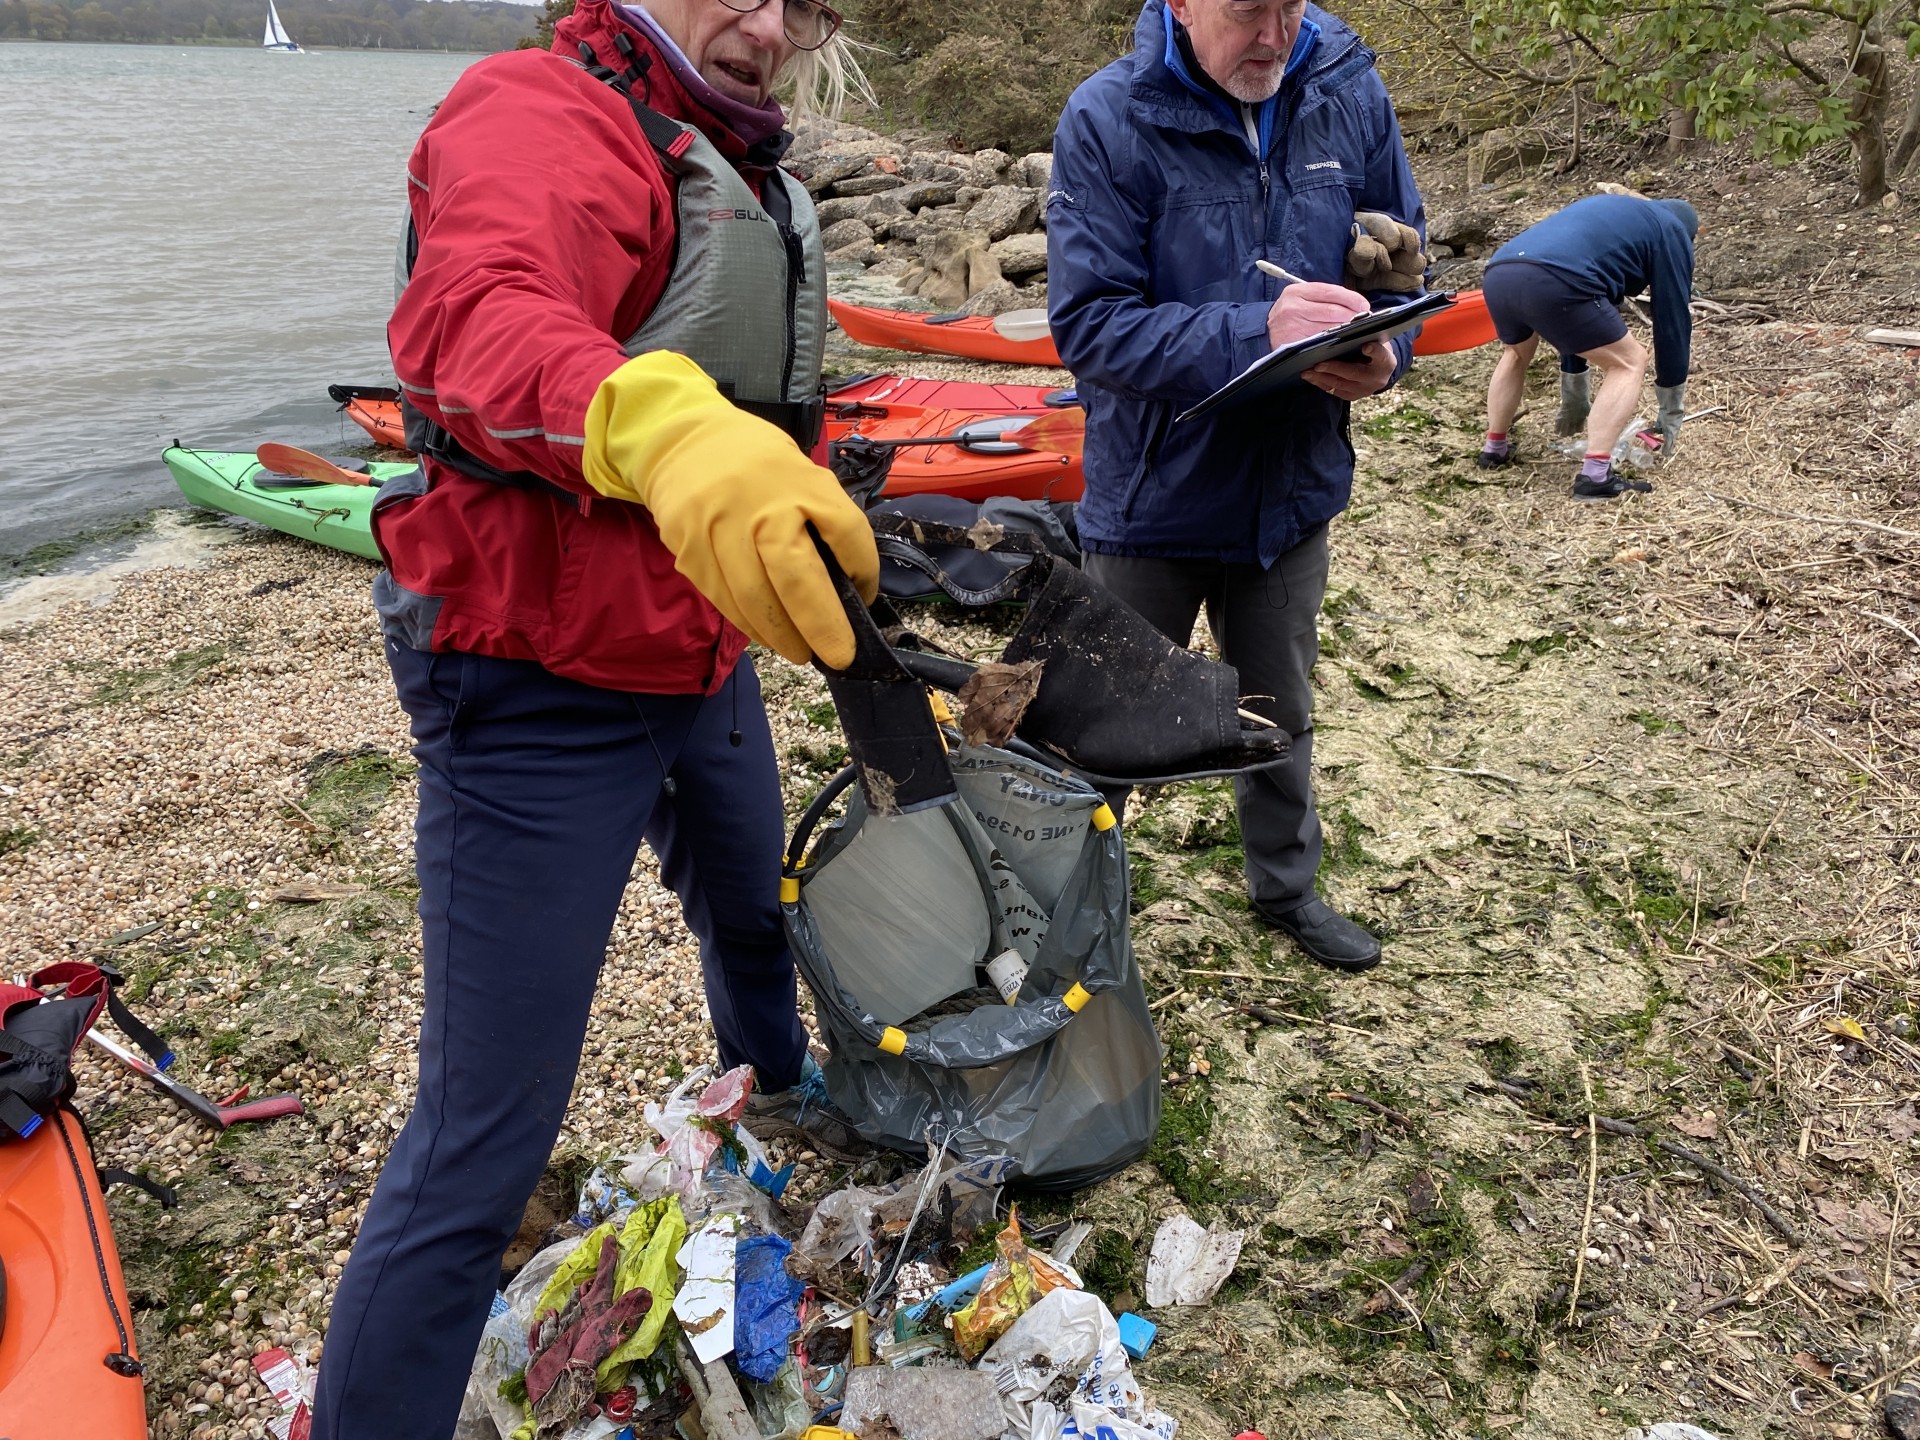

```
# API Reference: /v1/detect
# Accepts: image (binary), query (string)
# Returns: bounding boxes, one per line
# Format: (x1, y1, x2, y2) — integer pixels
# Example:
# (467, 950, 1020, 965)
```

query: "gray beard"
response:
(1221, 61, 1285, 103)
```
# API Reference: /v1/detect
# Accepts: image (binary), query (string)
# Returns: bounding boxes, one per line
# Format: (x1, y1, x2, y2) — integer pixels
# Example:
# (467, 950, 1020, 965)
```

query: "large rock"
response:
(1467, 128, 1549, 187)
(859, 193, 911, 235)
(894, 180, 960, 211)
(1428, 207, 1498, 249)
(956, 278, 1021, 316)
(834, 172, 903, 196)
(963, 147, 1013, 187)
(795, 148, 880, 195)
(825, 235, 877, 266)
(1018, 151, 1054, 191)
(913, 228, 995, 310)
(966, 184, 1039, 242)
(812, 196, 868, 227)
(989, 231, 1049, 278)
(818, 217, 872, 252)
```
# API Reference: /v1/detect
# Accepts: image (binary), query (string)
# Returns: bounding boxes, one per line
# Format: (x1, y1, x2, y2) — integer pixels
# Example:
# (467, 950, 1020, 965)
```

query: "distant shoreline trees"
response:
(0, 0, 537, 51)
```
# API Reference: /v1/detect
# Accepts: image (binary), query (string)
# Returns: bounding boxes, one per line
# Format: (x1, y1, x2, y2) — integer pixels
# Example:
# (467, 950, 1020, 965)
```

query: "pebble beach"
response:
(0, 520, 854, 1437)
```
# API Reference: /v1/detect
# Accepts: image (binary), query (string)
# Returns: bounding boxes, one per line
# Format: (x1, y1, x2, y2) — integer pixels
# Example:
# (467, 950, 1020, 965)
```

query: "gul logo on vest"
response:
(707, 207, 770, 224)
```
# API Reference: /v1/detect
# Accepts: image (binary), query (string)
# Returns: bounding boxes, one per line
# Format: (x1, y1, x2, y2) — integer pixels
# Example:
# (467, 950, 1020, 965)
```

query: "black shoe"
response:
(1258, 897, 1383, 972)
(1475, 448, 1513, 469)
(1572, 467, 1653, 501)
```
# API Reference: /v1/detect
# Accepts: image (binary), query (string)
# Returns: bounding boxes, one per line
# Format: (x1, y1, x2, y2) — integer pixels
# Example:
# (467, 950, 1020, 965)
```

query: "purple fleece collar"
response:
(616, 2, 789, 147)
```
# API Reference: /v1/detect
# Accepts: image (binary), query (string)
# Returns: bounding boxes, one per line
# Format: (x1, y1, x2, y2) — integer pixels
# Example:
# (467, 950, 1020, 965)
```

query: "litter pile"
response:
(443, 1064, 1237, 1440)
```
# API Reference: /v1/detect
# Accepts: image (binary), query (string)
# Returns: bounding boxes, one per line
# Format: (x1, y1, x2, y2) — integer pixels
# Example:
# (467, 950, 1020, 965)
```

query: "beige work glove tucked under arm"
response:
(1344, 210, 1429, 294)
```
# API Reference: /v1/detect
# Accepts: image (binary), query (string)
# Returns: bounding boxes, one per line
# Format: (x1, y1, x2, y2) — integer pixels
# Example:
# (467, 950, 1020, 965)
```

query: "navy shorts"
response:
(1483, 260, 1628, 364)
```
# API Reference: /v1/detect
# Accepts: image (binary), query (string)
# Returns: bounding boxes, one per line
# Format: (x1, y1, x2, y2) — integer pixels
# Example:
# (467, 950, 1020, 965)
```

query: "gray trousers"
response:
(1084, 524, 1330, 912)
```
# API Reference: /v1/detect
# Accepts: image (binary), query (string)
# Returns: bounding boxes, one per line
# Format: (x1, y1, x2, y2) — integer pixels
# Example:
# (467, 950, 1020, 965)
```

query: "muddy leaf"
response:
(1815, 1197, 1894, 1241)
(1822, 1016, 1869, 1042)
(964, 516, 1006, 551)
(1378, 1232, 1413, 1258)
(1792, 1350, 1836, 1379)
(265, 880, 365, 903)
(1883, 1106, 1920, 1144)
(1671, 1110, 1721, 1139)
(1408, 1170, 1441, 1218)
(957, 660, 1044, 747)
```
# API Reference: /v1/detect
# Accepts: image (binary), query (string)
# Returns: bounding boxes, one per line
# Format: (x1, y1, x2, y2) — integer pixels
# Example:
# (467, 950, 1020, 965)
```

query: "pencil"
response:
(1255, 258, 1306, 284)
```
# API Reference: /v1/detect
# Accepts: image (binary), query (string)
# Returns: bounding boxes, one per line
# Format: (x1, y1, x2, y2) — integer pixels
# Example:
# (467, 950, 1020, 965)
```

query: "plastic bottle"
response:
(1614, 417, 1658, 468)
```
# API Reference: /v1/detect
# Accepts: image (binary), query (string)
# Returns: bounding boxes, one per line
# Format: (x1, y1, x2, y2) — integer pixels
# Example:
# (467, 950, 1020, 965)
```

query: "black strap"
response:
(399, 396, 583, 507)
(97, 974, 171, 1071)
(0, 1090, 43, 1141)
(52, 1110, 142, 1378)
(100, 1168, 179, 1209)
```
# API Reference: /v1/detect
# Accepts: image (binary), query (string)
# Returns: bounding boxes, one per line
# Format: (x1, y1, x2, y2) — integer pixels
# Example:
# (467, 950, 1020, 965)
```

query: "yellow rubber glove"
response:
(582, 352, 878, 669)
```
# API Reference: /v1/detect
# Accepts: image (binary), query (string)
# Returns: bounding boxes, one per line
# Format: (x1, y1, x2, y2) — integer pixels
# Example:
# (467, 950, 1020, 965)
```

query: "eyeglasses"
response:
(714, 0, 843, 51)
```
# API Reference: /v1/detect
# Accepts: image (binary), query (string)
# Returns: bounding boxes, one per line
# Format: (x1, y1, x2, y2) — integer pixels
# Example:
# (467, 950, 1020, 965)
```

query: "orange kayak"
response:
(1412, 288, 1495, 355)
(0, 1109, 147, 1438)
(333, 374, 1084, 504)
(328, 385, 408, 449)
(827, 299, 1062, 367)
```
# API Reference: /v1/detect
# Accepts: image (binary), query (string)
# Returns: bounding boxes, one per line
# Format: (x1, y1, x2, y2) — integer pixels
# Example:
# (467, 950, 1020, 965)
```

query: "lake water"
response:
(0, 42, 479, 555)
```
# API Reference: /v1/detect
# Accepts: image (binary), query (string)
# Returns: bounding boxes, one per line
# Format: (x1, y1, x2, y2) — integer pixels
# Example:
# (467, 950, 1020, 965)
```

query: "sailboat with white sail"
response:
(262, 0, 303, 52)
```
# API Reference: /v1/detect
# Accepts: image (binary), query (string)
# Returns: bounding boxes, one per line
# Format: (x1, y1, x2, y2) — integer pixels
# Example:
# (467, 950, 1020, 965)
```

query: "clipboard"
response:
(1175, 290, 1457, 425)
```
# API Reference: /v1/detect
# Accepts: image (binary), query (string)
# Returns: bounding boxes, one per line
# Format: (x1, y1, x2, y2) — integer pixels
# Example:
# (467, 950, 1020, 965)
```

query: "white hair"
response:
(784, 29, 874, 123)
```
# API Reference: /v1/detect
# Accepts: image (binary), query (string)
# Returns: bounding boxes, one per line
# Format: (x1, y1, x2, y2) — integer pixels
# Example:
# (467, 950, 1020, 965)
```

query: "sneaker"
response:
(1572, 468, 1653, 501)
(742, 1055, 872, 1162)
(1255, 897, 1383, 973)
(1475, 448, 1513, 470)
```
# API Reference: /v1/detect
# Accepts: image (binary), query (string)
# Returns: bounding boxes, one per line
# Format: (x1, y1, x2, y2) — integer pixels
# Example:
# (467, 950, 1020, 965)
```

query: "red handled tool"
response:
(87, 1030, 305, 1129)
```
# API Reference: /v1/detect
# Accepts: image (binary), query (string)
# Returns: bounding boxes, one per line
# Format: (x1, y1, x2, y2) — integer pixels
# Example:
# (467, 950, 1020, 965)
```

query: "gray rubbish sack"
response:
(782, 741, 1162, 1188)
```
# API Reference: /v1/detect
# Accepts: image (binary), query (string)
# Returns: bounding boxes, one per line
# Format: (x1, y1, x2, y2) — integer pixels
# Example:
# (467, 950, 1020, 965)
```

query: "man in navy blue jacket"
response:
(1049, 0, 1425, 973)
(1476, 194, 1698, 499)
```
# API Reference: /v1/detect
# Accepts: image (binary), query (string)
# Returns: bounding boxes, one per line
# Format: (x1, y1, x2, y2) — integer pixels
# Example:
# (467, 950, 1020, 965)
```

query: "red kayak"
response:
(829, 291, 1495, 363)
(332, 373, 1084, 503)
(0, 1110, 147, 1439)
(1412, 288, 1495, 355)
(827, 299, 1063, 367)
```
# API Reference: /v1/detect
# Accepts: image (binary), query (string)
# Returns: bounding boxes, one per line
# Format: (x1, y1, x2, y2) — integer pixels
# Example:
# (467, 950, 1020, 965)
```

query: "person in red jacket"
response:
(312, 2, 876, 1435)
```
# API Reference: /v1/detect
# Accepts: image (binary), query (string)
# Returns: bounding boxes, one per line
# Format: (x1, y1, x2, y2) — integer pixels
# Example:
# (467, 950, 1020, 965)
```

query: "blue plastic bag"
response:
(733, 1235, 805, 1383)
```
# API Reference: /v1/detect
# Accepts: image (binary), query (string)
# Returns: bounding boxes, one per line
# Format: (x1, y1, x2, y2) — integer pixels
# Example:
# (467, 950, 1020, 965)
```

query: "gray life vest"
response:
(393, 70, 828, 494)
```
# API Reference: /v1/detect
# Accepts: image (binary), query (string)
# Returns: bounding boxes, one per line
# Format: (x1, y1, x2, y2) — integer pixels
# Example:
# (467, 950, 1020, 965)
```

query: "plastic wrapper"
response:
(795, 1152, 1013, 1270)
(978, 1290, 1174, 1440)
(621, 1064, 757, 1202)
(734, 1235, 806, 1383)
(950, 1210, 1080, 1359)
(1144, 1214, 1244, 1308)
(741, 1359, 812, 1440)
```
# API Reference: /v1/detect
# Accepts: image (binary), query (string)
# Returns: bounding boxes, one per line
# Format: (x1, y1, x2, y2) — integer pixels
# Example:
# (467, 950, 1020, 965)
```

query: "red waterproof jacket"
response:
(374, 0, 789, 694)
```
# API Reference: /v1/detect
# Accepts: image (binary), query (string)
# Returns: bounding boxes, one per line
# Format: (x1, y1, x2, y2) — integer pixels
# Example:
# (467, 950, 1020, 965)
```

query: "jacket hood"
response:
(554, 0, 789, 162)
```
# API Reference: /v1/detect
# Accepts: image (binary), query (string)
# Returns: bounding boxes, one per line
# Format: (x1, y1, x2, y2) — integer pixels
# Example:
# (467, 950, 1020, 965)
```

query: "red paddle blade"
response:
(1004, 408, 1085, 458)
(255, 443, 372, 486)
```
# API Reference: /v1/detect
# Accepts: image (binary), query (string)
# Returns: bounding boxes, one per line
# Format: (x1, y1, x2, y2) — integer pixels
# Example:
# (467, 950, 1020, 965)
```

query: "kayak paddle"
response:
(1003, 408, 1084, 458)
(990, 307, 1051, 343)
(87, 1030, 306, 1130)
(255, 443, 374, 487)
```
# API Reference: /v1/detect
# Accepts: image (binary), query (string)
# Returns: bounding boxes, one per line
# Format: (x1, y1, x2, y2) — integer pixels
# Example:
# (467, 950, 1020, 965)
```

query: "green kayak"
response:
(162, 445, 414, 560)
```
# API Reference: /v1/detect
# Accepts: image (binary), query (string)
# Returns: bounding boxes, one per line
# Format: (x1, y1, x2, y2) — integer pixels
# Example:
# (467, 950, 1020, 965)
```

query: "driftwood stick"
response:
(1328, 1090, 1419, 1130)
(1656, 1139, 1805, 1245)
(1702, 491, 1920, 541)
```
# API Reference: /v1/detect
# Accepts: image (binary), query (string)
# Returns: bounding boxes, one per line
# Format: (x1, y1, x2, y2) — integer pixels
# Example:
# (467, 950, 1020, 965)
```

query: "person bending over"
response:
(1477, 193, 1699, 500)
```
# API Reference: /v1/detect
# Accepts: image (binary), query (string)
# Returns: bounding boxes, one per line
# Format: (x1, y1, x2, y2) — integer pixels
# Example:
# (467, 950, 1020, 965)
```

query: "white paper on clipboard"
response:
(1175, 291, 1455, 426)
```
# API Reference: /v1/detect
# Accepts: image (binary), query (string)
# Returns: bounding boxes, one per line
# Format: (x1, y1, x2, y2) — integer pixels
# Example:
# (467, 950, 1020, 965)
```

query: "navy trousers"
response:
(313, 642, 807, 1440)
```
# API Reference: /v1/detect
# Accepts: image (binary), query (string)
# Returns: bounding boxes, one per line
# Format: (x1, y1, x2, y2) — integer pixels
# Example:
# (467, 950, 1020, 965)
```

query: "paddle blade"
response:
(990, 307, 1052, 343)
(1004, 408, 1085, 458)
(255, 443, 372, 486)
